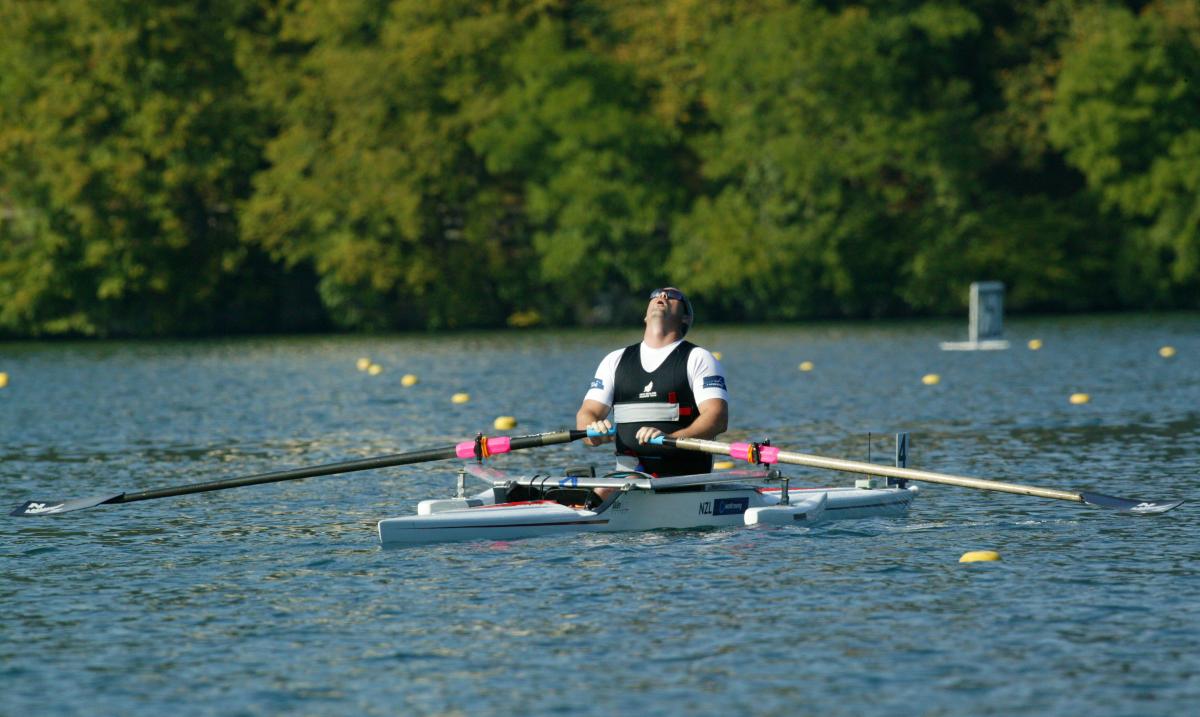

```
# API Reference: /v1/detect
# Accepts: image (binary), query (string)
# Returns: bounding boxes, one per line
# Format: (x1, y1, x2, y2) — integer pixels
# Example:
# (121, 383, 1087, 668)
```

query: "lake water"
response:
(1, 314, 1196, 716)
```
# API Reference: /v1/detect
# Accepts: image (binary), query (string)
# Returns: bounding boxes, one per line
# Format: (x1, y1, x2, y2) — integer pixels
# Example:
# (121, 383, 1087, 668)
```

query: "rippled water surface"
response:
(2, 315, 1197, 716)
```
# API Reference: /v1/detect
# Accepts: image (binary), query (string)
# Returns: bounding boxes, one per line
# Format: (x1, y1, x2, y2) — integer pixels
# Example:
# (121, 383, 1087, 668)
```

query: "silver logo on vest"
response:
(639, 380, 657, 399)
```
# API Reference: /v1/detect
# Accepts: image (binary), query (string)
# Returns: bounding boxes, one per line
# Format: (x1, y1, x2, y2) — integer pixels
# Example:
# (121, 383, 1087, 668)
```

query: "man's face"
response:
(645, 288, 691, 331)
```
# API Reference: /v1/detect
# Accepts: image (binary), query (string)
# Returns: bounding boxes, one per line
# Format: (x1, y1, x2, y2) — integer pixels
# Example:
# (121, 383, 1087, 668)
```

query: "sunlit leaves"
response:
(1049, 1, 1200, 296)
(3, 0, 1198, 337)
(0, 0, 266, 335)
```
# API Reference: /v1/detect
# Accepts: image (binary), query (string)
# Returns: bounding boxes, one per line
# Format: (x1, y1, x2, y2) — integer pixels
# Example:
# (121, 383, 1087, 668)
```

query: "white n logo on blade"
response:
(23, 502, 64, 515)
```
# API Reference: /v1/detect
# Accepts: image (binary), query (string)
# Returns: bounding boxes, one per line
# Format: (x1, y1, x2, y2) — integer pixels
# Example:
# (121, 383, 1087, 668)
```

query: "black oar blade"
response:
(1080, 491, 1184, 515)
(10, 493, 124, 517)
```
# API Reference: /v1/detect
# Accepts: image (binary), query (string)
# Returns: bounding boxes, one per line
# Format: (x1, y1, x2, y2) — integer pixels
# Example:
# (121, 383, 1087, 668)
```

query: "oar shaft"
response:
(664, 437, 1085, 504)
(114, 430, 584, 505)
(118, 447, 454, 503)
(775, 449, 1083, 503)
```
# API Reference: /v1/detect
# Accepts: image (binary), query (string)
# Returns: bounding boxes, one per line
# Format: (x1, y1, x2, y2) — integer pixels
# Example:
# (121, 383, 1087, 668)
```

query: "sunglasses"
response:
(649, 288, 687, 303)
(648, 288, 692, 317)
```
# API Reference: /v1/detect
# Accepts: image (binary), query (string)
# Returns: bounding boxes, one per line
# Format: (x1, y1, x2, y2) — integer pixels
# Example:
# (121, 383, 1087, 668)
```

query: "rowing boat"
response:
(12, 429, 1181, 543)
(376, 464, 917, 546)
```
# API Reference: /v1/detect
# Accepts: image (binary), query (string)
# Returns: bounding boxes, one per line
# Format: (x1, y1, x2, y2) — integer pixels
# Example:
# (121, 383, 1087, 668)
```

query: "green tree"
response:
(0, 0, 272, 336)
(1048, 0, 1200, 305)
(468, 15, 684, 322)
(673, 1, 1124, 317)
(674, 2, 986, 318)
(240, 0, 533, 329)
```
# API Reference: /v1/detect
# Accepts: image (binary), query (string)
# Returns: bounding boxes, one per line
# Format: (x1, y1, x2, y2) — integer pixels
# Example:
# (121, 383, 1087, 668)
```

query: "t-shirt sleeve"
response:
(689, 348, 729, 404)
(583, 349, 623, 406)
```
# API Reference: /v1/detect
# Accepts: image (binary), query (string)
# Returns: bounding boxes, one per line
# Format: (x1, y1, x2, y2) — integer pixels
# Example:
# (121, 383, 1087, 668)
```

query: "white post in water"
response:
(940, 281, 1010, 351)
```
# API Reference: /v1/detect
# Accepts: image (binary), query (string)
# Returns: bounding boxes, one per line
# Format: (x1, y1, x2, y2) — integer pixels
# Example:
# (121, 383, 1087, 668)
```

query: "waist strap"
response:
(613, 402, 679, 423)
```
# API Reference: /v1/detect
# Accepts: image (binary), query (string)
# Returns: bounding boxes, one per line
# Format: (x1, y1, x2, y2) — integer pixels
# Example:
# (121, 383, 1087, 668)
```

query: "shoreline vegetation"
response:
(2, 1, 1198, 339)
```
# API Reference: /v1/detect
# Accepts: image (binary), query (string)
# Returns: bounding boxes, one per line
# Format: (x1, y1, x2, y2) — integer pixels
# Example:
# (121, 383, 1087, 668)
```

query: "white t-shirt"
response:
(584, 341, 729, 407)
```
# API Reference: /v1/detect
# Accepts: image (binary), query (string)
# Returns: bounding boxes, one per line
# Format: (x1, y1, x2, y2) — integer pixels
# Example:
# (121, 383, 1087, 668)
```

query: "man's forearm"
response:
(576, 400, 613, 446)
(671, 400, 728, 440)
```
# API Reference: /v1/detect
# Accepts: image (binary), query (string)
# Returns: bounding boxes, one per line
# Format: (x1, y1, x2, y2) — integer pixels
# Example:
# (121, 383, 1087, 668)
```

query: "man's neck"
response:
(642, 325, 683, 349)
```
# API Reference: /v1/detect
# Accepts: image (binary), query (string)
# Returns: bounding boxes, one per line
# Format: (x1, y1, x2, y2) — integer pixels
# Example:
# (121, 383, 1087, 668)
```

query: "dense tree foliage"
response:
(1, 0, 1196, 336)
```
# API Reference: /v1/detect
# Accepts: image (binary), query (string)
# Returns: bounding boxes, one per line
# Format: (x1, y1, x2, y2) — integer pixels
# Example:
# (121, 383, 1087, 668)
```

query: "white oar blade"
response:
(10, 493, 124, 517)
(1080, 492, 1184, 514)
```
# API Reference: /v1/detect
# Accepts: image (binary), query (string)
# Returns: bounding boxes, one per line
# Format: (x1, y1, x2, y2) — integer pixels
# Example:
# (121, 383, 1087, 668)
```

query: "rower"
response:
(576, 287, 729, 495)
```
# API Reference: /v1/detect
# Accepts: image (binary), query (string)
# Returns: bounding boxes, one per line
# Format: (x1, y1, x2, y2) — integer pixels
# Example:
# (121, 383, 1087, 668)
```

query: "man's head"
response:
(646, 287, 693, 337)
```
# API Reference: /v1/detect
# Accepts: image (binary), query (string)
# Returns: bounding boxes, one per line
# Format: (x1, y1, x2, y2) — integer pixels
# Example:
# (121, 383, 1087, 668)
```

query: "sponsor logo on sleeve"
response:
(589, 378, 604, 390)
(702, 375, 726, 390)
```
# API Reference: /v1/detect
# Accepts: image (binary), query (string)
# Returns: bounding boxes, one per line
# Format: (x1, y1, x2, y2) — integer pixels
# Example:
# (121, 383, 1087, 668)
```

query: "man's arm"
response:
(576, 399, 613, 446)
(674, 398, 727, 439)
(633, 398, 727, 444)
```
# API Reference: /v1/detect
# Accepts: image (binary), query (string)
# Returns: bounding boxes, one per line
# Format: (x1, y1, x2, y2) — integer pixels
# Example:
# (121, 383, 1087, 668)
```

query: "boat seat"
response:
(544, 487, 600, 509)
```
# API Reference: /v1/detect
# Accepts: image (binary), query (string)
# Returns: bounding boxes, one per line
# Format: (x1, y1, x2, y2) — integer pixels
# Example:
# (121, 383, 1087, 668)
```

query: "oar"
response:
(650, 436, 1184, 514)
(10, 428, 610, 517)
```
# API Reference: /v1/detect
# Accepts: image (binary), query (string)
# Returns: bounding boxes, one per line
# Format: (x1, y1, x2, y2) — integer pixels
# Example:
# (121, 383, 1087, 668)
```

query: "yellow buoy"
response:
(451, 392, 470, 404)
(1027, 339, 1042, 350)
(960, 550, 1001, 563)
(1069, 393, 1090, 405)
(356, 357, 371, 371)
(367, 364, 382, 376)
(922, 373, 941, 385)
(713, 460, 735, 470)
(0, 372, 8, 388)
(712, 351, 723, 360)
(1159, 346, 1176, 358)
(401, 374, 419, 387)
(493, 416, 517, 430)
(798, 361, 814, 372)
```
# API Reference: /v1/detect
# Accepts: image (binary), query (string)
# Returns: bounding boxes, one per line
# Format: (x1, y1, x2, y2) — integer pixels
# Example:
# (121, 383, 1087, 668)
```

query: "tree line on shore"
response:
(1, 0, 1197, 337)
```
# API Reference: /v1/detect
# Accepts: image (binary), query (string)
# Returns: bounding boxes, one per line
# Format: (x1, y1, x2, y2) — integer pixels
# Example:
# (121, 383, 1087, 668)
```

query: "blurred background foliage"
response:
(1, 0, 1197, 336)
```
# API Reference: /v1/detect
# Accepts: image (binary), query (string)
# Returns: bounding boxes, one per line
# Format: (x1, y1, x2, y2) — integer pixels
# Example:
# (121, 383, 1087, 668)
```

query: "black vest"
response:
(612, 341, 713, 477)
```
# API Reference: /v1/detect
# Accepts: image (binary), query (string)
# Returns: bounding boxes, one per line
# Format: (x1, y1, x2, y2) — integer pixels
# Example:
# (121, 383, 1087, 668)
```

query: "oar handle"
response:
(457, 427, 612, 458)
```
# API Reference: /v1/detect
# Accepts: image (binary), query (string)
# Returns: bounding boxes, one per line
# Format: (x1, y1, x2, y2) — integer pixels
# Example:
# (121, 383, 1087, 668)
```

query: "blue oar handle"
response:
(586, 426, 617, 438)
(648, 435, 666, 446)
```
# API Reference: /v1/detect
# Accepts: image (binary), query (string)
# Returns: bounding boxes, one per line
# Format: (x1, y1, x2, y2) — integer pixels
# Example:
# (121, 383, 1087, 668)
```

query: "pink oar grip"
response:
(455, 436, 513, 459)
(728, 442, 779, 464)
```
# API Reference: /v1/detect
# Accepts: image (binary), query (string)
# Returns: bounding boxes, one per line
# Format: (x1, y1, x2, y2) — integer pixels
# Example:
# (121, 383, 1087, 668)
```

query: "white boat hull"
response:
(378, 481, 917, 546)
